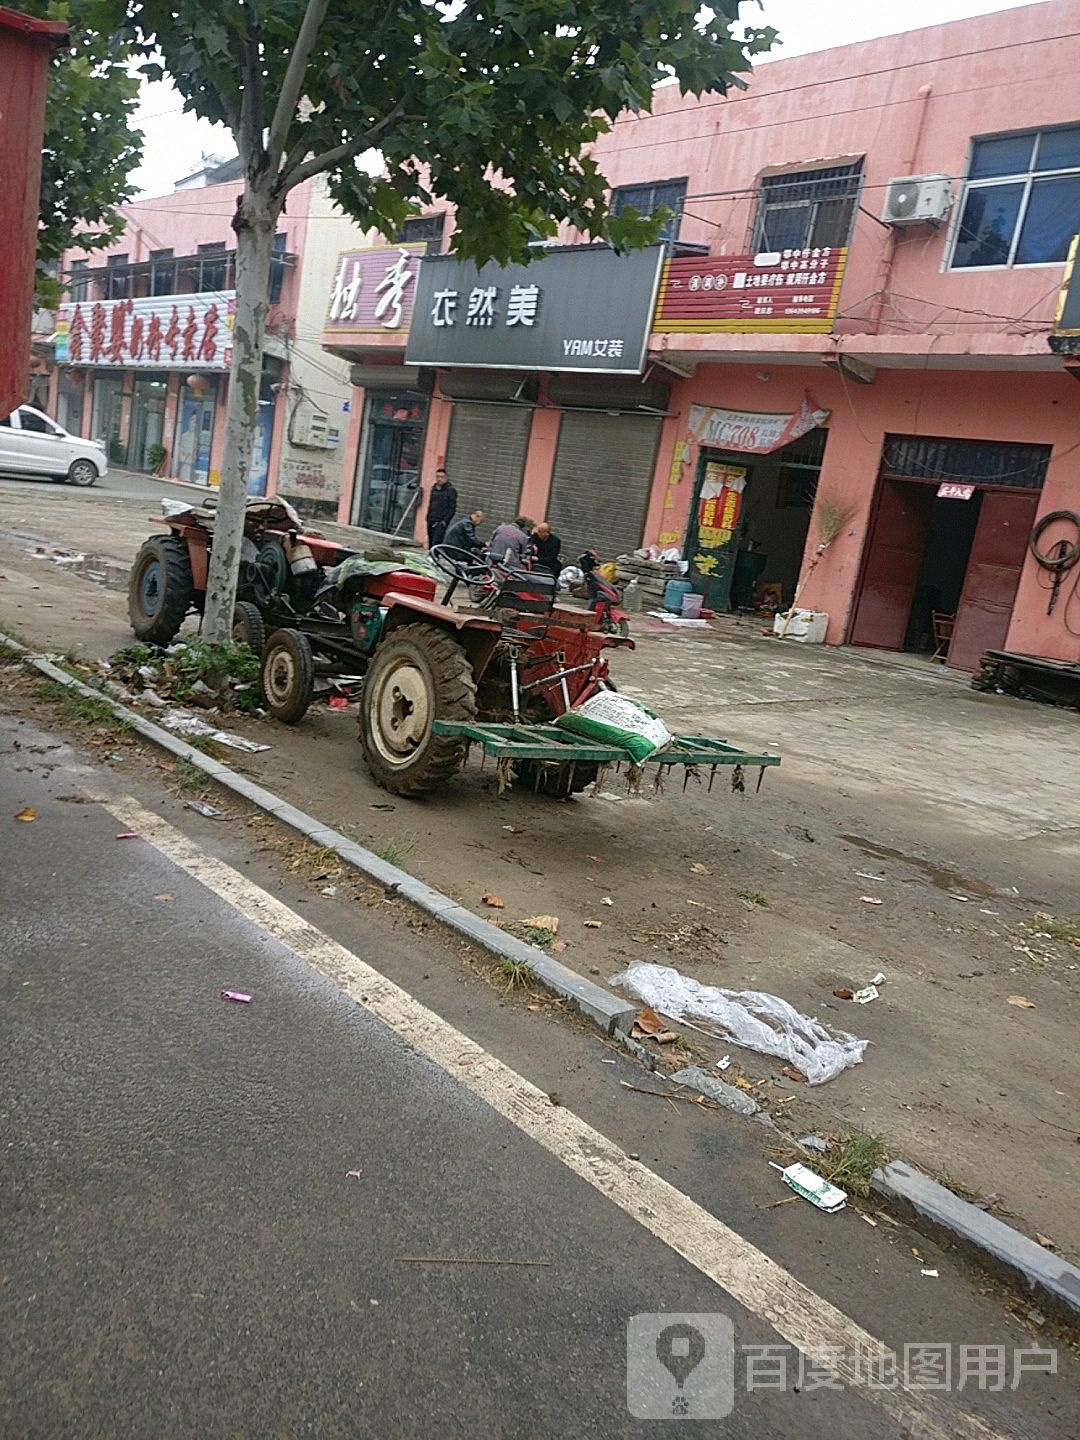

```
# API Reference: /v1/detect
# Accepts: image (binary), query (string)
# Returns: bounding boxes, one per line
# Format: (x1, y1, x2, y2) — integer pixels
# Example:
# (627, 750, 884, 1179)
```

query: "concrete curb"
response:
(872, 1160, 1080, 1325)
(4, 640, 636, 1037)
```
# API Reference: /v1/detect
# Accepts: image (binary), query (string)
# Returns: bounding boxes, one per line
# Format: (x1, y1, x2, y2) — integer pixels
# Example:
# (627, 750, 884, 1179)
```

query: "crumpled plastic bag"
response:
(611, 962, 868, 1085)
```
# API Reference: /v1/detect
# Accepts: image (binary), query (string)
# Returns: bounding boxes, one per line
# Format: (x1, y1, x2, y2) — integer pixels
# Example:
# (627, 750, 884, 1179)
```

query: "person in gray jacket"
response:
(487, 516, 534, 567)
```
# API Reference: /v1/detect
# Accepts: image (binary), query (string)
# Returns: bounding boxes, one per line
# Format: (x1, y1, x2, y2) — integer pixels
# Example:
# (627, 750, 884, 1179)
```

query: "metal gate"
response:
(443, 402, 532, 526)
(545, 412, 662, 563)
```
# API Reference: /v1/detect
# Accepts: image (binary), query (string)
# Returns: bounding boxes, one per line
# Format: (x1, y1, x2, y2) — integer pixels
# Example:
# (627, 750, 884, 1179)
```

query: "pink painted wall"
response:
(662, 361, 1080, 660)
(584, 0, 1080, 350)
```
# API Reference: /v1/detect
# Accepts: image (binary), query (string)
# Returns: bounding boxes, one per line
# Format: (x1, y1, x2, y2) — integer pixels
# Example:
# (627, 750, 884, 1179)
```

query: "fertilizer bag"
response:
(554, 692, 671, 765)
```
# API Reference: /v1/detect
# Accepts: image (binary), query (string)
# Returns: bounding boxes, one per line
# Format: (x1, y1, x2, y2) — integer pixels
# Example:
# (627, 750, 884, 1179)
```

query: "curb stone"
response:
(4, 641, 636, 1037)
(872, 1160, 1080, 1325)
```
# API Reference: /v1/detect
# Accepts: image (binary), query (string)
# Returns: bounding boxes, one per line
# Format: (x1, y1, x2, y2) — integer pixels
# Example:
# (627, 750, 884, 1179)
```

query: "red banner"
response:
(654, 248, 847, 333)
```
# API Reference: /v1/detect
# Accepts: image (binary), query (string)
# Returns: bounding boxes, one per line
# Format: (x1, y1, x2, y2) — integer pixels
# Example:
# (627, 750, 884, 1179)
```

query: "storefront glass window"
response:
(354, 391, 428, 532)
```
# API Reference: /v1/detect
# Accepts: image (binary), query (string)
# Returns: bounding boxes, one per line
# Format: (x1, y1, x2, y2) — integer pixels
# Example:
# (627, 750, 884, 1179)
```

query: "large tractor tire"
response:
(260, 628, 316, 724)
(128, 534, 194, 644)
(360, 623, 476, 796)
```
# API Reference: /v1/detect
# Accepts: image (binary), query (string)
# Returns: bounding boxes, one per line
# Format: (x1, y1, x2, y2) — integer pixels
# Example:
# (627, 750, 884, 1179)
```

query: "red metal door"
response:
(946, 490, 1037, 671)
(849, 479, 933, 649)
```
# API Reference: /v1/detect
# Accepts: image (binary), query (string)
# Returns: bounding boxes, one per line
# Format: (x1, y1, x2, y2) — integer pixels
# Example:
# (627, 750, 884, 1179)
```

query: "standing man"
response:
(426, 467, 458, 549)
(531, 521, 562, 580)
(443, 509, 486, 555)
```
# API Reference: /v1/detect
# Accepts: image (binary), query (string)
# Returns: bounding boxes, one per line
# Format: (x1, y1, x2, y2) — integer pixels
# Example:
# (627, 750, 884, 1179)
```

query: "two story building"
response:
(52, 171, 373, 518)
(324, 0, 1080, 669)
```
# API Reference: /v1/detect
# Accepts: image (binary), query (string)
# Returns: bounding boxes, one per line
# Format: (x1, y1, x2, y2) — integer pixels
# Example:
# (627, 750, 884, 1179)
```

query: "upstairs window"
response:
(952, 125, 1080, 269)
(611, 179, 687, 242)
(269, 232, 288, 302)
(150, 248, 175, 296)
(69, 259, 88, 303)
(106, 253, 130, 300)
(196, 241, 228, 293)
(398, 214, 445, 254)
(752, 163, 861, 253)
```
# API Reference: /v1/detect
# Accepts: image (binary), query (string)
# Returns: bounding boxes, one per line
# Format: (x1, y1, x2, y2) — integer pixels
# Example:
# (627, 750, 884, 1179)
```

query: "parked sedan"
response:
(0, 405, 108, 486)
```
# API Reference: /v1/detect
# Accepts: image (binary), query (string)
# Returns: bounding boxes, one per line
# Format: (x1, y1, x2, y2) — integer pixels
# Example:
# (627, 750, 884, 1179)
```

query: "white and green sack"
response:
(554, 692, 672, 765)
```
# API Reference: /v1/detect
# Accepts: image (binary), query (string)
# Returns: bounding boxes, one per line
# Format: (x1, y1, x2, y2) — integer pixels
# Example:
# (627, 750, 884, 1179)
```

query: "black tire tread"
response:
(232, 601, 267, 657)
(361, 622, 476, 796)
(128, 534, 194, 644)
(260, 627, 315, 725)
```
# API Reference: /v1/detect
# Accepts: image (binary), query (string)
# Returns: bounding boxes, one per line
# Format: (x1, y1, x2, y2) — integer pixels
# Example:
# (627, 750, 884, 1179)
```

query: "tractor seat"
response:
(494, 567, 555, 644)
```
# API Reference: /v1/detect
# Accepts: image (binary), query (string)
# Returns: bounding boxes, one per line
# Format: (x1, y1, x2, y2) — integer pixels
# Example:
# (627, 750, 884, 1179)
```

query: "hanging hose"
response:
(1029, 510, 1080, 570)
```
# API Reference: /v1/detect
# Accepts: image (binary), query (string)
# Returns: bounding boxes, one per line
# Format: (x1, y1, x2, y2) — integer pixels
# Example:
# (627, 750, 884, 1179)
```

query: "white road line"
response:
(109, 795, 1008, 1440)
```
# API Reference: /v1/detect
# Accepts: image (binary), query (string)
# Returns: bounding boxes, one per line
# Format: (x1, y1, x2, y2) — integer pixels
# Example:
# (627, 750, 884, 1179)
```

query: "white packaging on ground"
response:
(611, 962, 868, 1085)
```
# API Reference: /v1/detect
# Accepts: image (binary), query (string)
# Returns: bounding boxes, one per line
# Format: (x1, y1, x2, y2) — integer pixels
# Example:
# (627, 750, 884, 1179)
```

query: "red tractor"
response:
(128, 499, 630, 797)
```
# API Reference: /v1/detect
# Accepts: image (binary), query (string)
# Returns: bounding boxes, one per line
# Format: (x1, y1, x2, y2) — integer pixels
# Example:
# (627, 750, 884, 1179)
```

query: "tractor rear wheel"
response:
(360, 623, 476, 795)
(128, 534, 194, 644)
(513, 759, 600, 798)
(260, 628, 315, 724)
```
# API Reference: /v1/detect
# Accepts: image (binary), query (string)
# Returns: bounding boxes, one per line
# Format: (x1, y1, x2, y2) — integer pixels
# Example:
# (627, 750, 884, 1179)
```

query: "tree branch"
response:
(278, 99, 409, 194)
(265, 0, 332, 169)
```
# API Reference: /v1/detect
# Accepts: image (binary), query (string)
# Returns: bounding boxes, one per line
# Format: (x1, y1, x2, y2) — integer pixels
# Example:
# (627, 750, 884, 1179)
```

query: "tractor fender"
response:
(380, 593, 502, 680)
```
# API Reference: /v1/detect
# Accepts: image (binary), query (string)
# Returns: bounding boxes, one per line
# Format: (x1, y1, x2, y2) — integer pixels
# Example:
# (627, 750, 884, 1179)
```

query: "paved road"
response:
(2, 711, 1075, 1439)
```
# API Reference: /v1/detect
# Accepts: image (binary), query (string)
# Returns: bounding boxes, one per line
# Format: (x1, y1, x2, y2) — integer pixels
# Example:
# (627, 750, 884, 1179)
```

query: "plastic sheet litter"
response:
(555, 692, 671, 765)
(161, 709, 271, 752)
(611, 962, 869, 1085)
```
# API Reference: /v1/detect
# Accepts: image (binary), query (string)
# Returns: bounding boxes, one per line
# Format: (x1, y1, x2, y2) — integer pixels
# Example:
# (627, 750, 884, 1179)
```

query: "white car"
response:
(0, 405, 108, 487)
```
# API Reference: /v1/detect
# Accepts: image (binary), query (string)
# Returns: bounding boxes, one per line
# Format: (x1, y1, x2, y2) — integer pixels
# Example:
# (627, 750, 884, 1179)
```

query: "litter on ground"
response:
(770, 1161, 847, 1212)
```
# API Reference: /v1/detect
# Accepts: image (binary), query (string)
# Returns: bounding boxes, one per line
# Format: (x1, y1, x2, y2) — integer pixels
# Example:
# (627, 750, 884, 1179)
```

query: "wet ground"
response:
(1, 474, 1078, 1263)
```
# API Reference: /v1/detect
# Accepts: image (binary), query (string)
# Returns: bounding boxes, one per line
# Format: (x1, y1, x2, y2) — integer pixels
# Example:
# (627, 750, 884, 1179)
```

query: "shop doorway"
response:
(849, 436, 1049, 670)
(129, 375, 168, 470)
(686, 428, 825, 613)
(91, 374, 125, 466)
(176, 378, 219, 486)
(354, 391, 428, 532)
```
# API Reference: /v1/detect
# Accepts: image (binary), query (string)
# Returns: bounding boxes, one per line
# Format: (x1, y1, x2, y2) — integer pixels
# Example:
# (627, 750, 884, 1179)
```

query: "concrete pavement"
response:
(2, 712, 1077, 1438)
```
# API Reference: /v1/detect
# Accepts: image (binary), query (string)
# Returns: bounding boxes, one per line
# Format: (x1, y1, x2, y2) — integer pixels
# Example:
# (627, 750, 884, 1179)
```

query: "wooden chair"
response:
(931, 611, 955, 661)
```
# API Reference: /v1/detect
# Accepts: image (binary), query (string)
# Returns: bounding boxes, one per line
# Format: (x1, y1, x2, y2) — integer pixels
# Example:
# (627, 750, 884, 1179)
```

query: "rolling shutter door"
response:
(546, 412, 662, 563)
(443, 403, 531, 524)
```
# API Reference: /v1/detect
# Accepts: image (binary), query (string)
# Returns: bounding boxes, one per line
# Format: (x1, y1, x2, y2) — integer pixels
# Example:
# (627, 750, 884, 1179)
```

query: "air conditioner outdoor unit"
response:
(881, 174, 951, 226)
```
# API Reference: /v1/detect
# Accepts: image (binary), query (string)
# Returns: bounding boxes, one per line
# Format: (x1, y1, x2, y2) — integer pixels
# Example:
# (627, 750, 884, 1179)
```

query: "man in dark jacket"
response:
(443, 509, 486, 555)
(531, 521, 562, 580)
(426, 467, 458, 548)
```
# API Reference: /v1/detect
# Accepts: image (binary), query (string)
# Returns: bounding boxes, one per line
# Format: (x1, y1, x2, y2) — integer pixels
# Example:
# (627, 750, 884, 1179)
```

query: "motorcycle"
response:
(578, 549, 630, 637)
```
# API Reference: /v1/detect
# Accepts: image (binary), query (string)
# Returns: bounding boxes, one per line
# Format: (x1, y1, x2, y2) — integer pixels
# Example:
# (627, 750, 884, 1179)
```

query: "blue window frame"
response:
(951, 125, 1080, 269)
(611, 178, 687, 242)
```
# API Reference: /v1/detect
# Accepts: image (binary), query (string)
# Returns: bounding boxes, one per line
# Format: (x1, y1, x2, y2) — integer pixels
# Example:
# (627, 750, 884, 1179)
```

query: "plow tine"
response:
(708, 763, 718, 793)
(757, 765, 766, 793)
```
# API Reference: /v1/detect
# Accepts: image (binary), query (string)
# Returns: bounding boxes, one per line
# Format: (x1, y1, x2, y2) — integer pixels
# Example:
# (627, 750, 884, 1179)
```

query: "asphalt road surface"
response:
(1, 712, 1075, 1440)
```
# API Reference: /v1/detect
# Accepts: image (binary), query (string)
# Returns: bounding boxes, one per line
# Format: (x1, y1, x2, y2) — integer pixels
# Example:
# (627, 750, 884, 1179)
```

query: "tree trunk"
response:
(201, 186, 280, 643)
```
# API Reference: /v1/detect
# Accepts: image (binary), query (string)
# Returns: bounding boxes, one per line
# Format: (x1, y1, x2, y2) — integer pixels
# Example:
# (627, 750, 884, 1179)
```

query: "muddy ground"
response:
(1, 476, 1078, 1261)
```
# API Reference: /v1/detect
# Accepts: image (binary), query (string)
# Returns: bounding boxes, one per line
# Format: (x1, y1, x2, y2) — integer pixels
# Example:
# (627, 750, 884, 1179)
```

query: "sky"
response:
(128, 0, 1052, 197)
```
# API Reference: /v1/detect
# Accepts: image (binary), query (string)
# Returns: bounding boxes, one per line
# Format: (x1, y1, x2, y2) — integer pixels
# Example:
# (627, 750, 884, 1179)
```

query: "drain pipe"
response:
(869, 83, 934, 333)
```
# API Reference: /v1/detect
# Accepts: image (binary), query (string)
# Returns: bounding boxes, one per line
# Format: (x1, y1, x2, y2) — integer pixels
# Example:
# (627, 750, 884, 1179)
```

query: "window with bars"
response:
(195, 241, 228, 294)
(951, 125, 1080, 269)
(69, 259, 89, 302)
(752, 162, 862, 253)
(106, 253, 130, 299)
(398, 214, 445, 254)
(611, 178, 687, 242)
(882, 435, 1050, 490)
(150, 248, 175, 296)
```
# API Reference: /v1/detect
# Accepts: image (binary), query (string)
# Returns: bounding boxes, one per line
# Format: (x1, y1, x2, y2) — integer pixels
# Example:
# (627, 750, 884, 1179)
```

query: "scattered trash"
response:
(690, 862, 710, 875)
(797, 1135, 830, 1154)
(370, 803, 396, 811)
(780, 1065, 807, 1084)
(481, 893, 505, 909)
(548, 1091, 561, 1106)
(612, 962, 868, 1084)
(550, 939, 568, 953)
(160, 709, 271, 752)
(583, 919, 603, 928)
(979, 908, 999, 916)
(770, 1161, 846, 1212)
(949, 894, 970, 903)
(586, 854, 603, 863)
(153, 893, 173, 902)
(860, 896, 883, 905)
(921, 1268, 939, 1278)
(1007, 995, 1036, 1009)
(654, 1031, 680, 1045)
(631, 1007, 666, 1038)
(185, 799, 226, 819)
(522, 914, 559, 933)
(600, 1058, 617, 1066)
(114, 831, 140, 840)
(327, 693, 351, 710)
(321, 886, 337, 897)
(14, 807, 36, 822)
(855, 871, 886, 882)
(833, 987, 854, 1000)
(715, 1055, 732, 1071)
(973, 1192, 1002, 1212)
(870, 971, 886, 986)
(861, 1214, 879, 1228)
(853, 985, 879, 1005)
(502, 824, 518, 833)
(345, 1169, 362, 1179)
(1036, 1233, 1056, 1250)
(601, 896, 614, 906)
(958, 971, 984, 980)
(220, 990, 253, 1003)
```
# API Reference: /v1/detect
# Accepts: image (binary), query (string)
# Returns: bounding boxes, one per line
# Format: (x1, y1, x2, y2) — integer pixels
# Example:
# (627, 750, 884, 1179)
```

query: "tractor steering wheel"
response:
(429, 544, 496, 587)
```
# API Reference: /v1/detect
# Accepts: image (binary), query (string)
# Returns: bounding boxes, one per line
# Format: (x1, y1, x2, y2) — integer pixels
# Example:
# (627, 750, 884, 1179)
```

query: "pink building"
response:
(326, 0, 1080, 669)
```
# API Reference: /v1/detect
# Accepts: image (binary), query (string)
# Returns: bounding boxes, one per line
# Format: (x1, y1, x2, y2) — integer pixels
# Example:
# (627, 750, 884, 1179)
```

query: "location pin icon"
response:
(656, 1322, 707, 1394)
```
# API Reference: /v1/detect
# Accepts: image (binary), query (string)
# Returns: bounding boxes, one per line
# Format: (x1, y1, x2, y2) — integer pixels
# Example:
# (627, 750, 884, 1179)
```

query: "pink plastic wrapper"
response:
(220, 990, 253, 1004)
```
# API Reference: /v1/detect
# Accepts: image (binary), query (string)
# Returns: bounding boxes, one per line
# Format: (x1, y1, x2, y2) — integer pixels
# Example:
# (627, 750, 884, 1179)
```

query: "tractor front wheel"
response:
(128, 534, 194, 645)
(260, 628, 315, 724)
(232, 600, 267, 656)
(360, 623, 476, 795)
